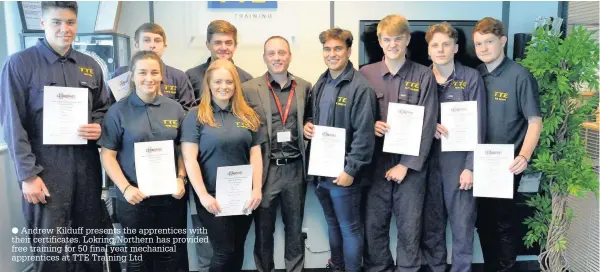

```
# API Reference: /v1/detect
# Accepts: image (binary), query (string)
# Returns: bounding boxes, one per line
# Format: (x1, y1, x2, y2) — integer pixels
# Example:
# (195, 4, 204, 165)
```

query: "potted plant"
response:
(520, 24, 599, 272)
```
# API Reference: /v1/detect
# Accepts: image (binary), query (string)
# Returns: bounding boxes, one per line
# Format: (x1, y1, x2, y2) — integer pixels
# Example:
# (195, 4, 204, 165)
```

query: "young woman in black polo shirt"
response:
(181, 59, 263, 271)
(99, 51, 187, 272)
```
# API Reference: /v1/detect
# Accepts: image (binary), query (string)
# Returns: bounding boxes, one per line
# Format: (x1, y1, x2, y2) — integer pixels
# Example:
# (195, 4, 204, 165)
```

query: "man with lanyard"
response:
(109, 23, 196, 110)
(359, 14, 438, 272)
(0, 2, 111, 271)
(420, 22, 486, 272)
(243, 36, 312, 272)
(473, 17, 542, 272)
(185, 19, 254, 271)
(186, 20, 253, 100)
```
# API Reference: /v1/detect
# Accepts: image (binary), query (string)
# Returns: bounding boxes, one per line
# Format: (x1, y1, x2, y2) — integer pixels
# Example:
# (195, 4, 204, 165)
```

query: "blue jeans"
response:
(315, 179, 363, 272)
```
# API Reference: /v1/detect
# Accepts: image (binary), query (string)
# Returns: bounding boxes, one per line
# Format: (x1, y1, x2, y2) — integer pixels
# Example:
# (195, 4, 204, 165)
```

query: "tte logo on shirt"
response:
(163, 120, 178, 128)
(163, 85, 177, 95)
(235, 122, 251, 129)
(405, 81, 419, 92)
(79, 67, 94, 77)
(494, 91, 508, 102)
(336, 96, 347, 107)
(452, 80, 467, 90)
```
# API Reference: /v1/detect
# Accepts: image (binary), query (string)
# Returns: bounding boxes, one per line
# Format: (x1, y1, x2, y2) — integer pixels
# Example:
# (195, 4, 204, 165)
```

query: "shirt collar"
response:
(379, 58, 412, 80)
(37, 38, 77, 64)
(210, 100, 232, 112)
(482, 56, 510, 77)
(267, 72, 294, 89)
(128, 91, 162, 107)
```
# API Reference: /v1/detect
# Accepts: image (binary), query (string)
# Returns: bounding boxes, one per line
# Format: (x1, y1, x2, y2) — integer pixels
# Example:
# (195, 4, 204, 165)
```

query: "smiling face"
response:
(473, 32, 506, 64)
(132, 58, 162, 96)
(428, 32, 458, 65)
(209, 67, 235, 104)
(379, 32, 410, 60)
(41, 7, 77, 53)
(207, 33, 237, 61)
(263, 38, 292, 75)
(322, 39, 351, 72)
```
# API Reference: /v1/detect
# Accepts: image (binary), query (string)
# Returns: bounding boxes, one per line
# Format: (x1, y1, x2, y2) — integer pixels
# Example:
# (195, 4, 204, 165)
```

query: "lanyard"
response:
(266, 74, 296, 126)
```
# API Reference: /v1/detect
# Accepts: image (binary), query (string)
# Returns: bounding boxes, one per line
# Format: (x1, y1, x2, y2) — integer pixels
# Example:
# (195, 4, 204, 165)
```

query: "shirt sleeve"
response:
(0, 55, 44, 182)
(185, 68, 203, 102)
(176, 105, 186, 144)
(517, 71, 541, 118)
(180, 108, 202, 144)
(399, 70, 439, 171)
(177, 75, 197, 110)
(97, 107, 123, 151)
(464, 71, 487, 171)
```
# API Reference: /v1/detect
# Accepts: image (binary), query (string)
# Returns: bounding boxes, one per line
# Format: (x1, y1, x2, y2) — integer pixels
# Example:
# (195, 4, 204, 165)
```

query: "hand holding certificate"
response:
(134, 140, 178, 196)
(107, 71, 131, 102)
(216, 165, 253, 216)
(307, 125, 346, 178)
(43, 86, 88, 145)
(383, 102, 424, 156)
(473, 144, 515, 199)
(441, 101, 478, 152)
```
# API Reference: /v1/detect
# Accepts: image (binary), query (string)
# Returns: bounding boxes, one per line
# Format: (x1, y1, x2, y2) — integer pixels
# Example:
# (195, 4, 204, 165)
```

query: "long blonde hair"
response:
(197, 59, 260, 132)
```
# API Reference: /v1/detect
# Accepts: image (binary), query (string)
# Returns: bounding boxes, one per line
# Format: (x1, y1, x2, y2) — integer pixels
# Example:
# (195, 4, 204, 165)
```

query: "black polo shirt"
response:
(477, 57, 540, 151)
(180, 103, 263, 196)
(98, 92, 185, 203)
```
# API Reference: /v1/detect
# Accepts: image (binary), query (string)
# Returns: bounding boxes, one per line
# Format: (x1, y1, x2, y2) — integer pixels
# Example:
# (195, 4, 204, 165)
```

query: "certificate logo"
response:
(79, 67, 94, 77)
(146, 147, 163, 153)
(322, 131, 336, 137)
(397, 109, 414, 116)
(57, 93, 76, 99)
(485, 150, 502, 156)
(450, 107, 466, 113)
(228, 170, 242, 176)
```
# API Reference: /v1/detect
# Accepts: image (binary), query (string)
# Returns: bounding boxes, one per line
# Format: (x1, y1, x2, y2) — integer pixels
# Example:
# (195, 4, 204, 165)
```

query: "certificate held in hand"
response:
(43, 86, 88, 145)
(383, 102, 424, 156)
(216, 165, 253, 217)
(473, 144, 515, 199)
(134, 140, 178, 196)
(441, 101, 478, 152)
(307, 125, 346, 178)
(107, 71, 132, 102)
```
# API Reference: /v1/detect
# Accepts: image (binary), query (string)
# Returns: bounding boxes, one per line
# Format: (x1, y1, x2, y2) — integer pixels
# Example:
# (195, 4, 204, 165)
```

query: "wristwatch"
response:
(177, 174, 188, 185)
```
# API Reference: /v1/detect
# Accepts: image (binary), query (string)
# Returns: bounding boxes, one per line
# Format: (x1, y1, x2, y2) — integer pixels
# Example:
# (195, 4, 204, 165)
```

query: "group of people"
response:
(0, 2, 543, 272)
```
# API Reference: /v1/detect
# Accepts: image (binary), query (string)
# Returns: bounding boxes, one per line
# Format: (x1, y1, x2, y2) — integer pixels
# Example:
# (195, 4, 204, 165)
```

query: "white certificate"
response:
(43, 86, 88, 145)
(473, 144, 515, 199)
(441, 101, 478, 152)
(134, 140, 178, 196)
(107, 71, 131, 102)
(383, 103, 424, 156)
(216, 165, 253, 217)
(307, 125, 346, 178)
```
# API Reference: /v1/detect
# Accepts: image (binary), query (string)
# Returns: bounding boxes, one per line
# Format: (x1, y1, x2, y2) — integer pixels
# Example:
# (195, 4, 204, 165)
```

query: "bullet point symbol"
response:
(12, 227, 18, 234)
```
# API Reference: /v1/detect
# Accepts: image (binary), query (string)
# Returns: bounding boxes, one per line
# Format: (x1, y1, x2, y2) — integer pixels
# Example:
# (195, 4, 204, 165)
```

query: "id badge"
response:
(277, 131, 291, 143)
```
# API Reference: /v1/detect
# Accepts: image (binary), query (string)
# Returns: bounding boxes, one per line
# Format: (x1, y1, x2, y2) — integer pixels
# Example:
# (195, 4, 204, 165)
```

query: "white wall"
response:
(116, 1, 150, 57)
(508, 1, 559, 59)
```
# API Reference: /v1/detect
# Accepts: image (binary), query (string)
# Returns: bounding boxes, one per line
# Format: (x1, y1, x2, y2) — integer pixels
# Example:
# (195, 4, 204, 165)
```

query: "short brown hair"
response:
(319, 28, 353, 48)
(207, 20, 238, 45)
(473, 17, 505, 38)
(425, 22, 458, 44)
(134, 23, 167, 44)
(42, 1, 78, 16)
(128, 51, 164, 92)
(377, 14, 410, 38)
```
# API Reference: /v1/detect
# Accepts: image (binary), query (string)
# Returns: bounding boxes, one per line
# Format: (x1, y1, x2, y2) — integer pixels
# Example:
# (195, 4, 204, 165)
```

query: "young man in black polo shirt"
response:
(473, 17, 542, 272)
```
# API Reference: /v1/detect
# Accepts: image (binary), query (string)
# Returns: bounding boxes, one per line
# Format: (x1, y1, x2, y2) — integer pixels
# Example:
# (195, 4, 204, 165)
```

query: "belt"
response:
(271, 157, 300, 166)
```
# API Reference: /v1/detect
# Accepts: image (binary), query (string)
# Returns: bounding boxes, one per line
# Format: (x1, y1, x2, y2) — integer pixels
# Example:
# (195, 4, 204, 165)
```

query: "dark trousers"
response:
(190, 185, 212, 272)
(315, 179, 363, 272)
(21, 145, 110, 272)
(422, 149, 477, 272)
(194, 193, 253, 272)
(254, 159, 306, 272)
(364, 168, 427, 272)
(116, 196, 186, 272)
(476, 174, 522, 272)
